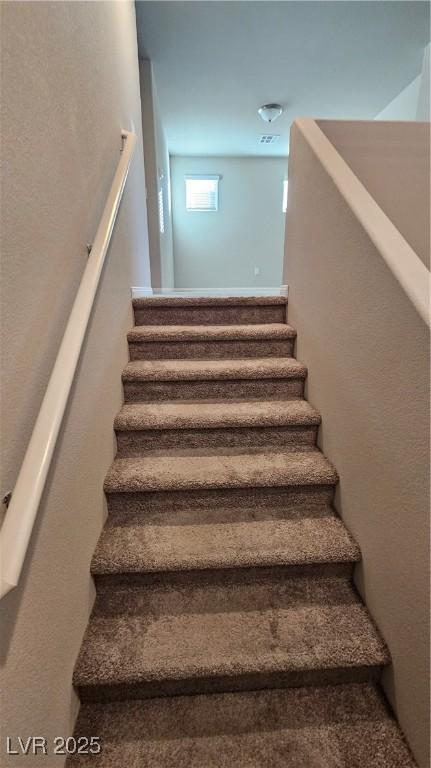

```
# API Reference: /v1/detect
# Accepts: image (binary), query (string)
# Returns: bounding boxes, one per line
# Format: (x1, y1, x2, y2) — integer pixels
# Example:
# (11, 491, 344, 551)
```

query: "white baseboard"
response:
(131, 286, 289, 298)
(131, 286, 153, 299)
(153, 287, 284, 297)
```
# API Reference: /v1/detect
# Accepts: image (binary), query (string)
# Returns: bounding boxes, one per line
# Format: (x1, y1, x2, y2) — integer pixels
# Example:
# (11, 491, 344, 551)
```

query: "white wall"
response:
(375, 75, 421, 121)
(284, 120, 430, 768)
(416, 43, 430, 121)
(139, 60, 174, 291)
(171, 156, 287, 289)
(155, 102, 174, 290)
(375, 43, 430, 121)
(1, 2, 150, 763)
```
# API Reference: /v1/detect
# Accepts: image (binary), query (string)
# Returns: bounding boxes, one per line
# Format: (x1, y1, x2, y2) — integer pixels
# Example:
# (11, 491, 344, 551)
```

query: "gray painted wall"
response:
(171, 156, 287, 289)
(284, 120, 430, 767)
(1, 2, 150, 763)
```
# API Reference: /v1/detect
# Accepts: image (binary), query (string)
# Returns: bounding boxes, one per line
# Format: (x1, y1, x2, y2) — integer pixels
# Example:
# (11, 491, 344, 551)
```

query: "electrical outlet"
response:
(254, 267, 260, 277)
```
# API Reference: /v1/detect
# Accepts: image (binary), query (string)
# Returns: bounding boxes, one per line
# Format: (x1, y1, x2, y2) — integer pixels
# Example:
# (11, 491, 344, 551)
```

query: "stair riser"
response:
(105, 485, 336, 520)
(92, 563, 355, 590)
(78, 665, 382, 704)
(134, 305, 286, 326)
(123, 378, 305, 402)
(115, 425, 318, 456)
(128, 339, 295, 361)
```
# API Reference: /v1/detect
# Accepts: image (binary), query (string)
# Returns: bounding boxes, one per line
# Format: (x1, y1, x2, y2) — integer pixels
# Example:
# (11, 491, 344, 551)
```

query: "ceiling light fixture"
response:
(258, 103, 283, 123)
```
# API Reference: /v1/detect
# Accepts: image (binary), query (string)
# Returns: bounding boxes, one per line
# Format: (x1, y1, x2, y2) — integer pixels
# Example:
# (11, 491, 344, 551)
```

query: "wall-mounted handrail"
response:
(0, 130, 137, 599)
(294, 118, 430, 328)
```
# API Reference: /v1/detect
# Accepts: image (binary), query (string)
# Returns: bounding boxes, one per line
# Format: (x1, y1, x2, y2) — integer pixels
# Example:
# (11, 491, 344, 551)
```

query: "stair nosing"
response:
(90, 553, 361, 577)
(127, 323, 296, 343)
(122, 357, 307, 383)
(73, 584, 390, 688)
(113, 400, 321, 432)
(92, 500, 360, 575)
(75, 658, 387, 689)
(104, 450, 339, 494)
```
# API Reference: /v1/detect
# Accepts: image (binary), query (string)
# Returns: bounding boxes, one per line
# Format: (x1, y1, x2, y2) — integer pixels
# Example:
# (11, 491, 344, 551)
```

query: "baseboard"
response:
(131, 286, 154, 299)
(131, 286, 289, 298)
(154, 287, 284, 297)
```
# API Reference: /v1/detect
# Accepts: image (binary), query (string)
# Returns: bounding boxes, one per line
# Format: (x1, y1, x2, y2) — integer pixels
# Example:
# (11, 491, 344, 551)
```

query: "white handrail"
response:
(0, 129, 137, 599)
(295, 118, 430, 328)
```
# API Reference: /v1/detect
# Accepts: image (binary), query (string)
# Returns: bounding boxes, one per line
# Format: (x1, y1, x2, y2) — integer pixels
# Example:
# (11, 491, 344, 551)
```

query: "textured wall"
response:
(0, 1, 150, 763)
(283, 122, 430, 767)
(319, 119, 430, 269)
(171, 156, 287, 289)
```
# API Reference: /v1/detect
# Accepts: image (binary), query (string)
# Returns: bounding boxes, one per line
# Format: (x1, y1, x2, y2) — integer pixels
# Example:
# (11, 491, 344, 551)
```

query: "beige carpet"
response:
(69, 296, 415, 766)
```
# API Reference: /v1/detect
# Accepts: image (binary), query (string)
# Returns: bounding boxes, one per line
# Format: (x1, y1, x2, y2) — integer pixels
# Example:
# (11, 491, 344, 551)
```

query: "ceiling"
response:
(135, 1, 430, 157)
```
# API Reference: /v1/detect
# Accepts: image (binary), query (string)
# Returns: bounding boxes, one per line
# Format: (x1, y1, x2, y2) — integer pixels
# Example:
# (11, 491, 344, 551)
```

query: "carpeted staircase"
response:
(69, 296, 414, 766)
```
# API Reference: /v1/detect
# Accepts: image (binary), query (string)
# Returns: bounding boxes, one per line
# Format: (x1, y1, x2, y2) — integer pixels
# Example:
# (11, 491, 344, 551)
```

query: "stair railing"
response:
(0, 129, 137, 599)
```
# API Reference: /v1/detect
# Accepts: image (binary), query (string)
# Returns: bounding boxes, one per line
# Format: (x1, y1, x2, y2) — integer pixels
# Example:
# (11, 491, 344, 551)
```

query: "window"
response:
(282, 179, 288, 213)
(158, 187, 165, 234)
(185, 175, 219, 211)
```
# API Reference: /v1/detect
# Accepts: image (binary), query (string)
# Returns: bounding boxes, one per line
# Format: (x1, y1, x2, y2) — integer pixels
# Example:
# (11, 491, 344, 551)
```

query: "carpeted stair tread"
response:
(73, 576, 389, 693)
(132, 295, 288, 307)
(91, 511, 360, 575)
(114, 400, 320, 432)
(133, 298, 288, 327)
(127, 323, 296, 343)
(122, 357, 307, 382)
(67, 683, 415, 768)
(104, 450, 338, 493)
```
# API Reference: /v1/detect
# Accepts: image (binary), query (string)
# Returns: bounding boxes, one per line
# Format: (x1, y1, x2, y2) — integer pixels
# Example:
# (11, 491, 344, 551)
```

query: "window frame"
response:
(282, 179, 288, 213)
(185, 174, 220, 212)
(158, 186, 165, 234)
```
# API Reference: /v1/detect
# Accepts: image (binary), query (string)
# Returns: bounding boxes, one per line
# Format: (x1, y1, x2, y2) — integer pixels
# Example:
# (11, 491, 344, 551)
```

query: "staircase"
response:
(69, 296, 414, 766)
